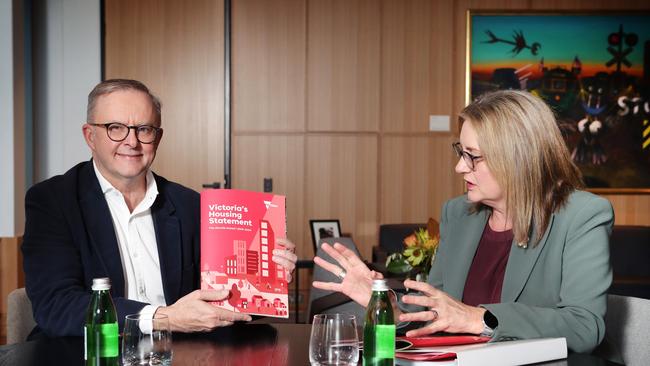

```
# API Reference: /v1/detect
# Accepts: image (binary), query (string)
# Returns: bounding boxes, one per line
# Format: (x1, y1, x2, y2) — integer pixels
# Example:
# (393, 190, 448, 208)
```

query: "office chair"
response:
(6, 287, 36, 344)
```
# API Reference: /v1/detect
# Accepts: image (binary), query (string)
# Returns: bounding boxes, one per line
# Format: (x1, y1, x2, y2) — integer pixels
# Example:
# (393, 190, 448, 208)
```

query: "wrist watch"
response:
(480, 310, 498, 337)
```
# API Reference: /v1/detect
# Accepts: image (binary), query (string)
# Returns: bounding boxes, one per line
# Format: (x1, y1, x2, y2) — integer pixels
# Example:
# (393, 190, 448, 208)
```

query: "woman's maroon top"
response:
(462, 223, 513, 306)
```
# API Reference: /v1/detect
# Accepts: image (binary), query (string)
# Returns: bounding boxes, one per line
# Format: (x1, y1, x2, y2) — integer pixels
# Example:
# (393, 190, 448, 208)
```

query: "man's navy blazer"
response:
(22, 160, 200, 337)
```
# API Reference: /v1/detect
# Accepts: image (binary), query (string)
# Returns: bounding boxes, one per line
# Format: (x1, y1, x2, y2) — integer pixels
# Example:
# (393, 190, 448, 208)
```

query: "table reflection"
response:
(172, 323, 290, 366)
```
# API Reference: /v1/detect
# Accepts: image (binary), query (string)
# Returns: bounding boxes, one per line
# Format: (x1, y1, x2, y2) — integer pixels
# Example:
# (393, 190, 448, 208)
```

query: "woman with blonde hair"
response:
(314, 90, 613, 353)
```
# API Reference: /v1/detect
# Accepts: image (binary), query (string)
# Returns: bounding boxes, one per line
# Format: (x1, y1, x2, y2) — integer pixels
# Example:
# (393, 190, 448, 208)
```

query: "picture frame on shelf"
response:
(309, 220, 342, 255)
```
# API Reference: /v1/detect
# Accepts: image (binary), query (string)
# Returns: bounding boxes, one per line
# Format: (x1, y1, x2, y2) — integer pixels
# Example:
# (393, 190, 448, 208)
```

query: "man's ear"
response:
(82, 123, 96, 150)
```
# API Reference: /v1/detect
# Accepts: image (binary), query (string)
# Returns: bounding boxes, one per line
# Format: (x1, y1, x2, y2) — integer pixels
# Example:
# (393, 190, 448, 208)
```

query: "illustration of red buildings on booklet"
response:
(200, 189, 288, 318)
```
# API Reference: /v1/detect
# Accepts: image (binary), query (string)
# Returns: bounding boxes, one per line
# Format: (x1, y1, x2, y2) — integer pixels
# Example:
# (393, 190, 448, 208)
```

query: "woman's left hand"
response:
(399, 279, 486, 337)
(272, 238, 298, 283)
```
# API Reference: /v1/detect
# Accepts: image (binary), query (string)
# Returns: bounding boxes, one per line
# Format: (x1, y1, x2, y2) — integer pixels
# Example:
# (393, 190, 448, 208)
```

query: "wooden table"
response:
(0, 323, 623, 365)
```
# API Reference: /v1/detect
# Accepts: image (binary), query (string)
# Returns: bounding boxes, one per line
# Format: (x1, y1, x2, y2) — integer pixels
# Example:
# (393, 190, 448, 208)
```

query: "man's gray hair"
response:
(86, 79, 162, 124)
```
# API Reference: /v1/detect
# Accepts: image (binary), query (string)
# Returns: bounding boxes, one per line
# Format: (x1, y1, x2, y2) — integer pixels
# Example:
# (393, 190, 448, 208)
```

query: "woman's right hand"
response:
(312, 242, 383, 307)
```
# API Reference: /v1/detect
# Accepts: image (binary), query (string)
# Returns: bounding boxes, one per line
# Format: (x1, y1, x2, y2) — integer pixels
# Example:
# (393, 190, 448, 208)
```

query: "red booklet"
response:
(200, 189, 289, 318)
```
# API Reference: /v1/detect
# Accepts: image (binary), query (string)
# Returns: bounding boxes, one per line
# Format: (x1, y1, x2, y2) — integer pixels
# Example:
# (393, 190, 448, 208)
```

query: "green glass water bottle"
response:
(84, 278, 119, 366)
(363, 279, 395, 366)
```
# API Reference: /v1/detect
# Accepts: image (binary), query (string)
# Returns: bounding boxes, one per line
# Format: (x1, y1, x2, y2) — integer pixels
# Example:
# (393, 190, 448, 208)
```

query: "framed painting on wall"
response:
(467, 11, 650, 193)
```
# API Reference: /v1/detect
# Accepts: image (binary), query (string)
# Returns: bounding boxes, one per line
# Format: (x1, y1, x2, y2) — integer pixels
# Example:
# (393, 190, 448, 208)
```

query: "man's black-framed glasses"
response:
(88, 122, 161, 144)
(452, 142, 483, 171)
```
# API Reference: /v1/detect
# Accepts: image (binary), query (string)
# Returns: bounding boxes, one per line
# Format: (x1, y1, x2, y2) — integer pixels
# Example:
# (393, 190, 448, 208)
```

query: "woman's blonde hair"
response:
(459, 90, 583, 246)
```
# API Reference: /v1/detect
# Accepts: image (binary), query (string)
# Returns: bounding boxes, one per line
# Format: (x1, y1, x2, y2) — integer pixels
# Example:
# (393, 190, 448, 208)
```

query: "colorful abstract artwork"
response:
(468, 13, 650, 191)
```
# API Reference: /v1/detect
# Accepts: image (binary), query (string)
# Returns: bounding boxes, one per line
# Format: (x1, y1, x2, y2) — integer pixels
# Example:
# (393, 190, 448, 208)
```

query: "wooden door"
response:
(104, 0, 225, 192)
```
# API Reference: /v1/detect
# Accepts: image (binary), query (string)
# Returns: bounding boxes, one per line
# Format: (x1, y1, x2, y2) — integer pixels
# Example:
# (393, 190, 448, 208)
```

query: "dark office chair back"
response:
(609, 225, 650, 299)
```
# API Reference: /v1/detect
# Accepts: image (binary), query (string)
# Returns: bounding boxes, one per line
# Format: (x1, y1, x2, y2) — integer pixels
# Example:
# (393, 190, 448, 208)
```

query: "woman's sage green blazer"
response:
(429, 190, 614, 353)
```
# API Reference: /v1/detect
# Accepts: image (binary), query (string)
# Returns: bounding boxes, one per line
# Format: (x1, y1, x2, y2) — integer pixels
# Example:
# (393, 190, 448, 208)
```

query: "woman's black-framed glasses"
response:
(452, 142, 483, 171)
(88, 122, 161, 144)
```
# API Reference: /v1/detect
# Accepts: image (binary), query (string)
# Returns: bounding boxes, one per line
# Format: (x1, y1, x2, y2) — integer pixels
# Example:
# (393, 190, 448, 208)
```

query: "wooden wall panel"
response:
(232, 0, 306, 132)
(104, 0, 225, 192)
(306, 135, 378, 259)
(0, 236, 24, 342)
(307, 0, 380, 132)
(380, 135, 458, 224)
(381, 0, 454, 133)
(603, 195, 650, 225)
(232, 135, 307, 257)
(530, 0, 650, 9)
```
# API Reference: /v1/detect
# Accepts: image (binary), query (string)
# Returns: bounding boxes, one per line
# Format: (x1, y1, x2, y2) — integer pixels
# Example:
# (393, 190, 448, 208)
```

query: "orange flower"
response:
(423, 236, 439, 250)
(403, 234, 417, 247)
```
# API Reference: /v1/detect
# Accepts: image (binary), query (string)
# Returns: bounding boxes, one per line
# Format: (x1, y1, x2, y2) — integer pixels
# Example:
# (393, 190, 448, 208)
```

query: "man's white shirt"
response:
(93, 161, 165, 321)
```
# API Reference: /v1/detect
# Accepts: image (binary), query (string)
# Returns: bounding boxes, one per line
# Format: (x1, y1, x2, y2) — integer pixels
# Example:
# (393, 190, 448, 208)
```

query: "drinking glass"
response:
(122, 313, 173, 366)
(309, 314, 359, 366)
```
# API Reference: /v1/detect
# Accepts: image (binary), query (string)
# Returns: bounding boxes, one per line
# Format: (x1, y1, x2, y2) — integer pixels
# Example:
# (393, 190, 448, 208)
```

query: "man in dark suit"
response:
(22, 79, 297, 337)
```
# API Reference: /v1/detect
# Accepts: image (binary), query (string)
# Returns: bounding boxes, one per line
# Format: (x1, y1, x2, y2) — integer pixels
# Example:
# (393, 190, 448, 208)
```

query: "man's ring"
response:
(338, 269, 347, 280)
(430, 310, 438, 320)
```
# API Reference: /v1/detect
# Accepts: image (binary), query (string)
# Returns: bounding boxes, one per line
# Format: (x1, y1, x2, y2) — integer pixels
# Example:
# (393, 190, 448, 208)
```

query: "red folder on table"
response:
(399, 335, 490, 348)
(396, 335, 489, 361)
